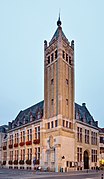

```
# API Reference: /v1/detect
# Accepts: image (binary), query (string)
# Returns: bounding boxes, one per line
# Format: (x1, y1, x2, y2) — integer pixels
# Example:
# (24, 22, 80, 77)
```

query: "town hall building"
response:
(1, 16, 104, 172)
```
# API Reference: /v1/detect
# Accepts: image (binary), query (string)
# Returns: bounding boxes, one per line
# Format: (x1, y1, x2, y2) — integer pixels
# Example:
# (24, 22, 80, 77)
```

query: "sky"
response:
(0, 0, 104, 127)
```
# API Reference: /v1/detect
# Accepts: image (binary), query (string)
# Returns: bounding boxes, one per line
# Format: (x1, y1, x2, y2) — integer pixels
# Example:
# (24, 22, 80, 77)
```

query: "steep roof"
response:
(9, 100, 99, 130)
(49, 27, 68, 44)
(9, 101, 44, 130)
(75, 103, 98, 128)
(0, 125, 8, 133)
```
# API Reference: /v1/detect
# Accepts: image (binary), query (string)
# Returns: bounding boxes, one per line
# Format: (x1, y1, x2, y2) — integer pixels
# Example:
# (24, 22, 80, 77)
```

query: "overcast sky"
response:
(0, 0, 104, 127)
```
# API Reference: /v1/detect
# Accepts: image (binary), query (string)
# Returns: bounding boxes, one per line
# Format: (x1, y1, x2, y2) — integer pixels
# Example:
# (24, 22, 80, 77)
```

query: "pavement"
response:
(0, 168, 103, 179)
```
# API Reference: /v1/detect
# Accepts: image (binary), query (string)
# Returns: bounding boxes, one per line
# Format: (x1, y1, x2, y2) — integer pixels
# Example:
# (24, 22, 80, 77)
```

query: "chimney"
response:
(82, 103, 86, 107)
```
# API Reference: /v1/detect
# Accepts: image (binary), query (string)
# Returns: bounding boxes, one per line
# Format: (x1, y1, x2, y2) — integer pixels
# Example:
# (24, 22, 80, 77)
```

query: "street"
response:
(0, 168, 103, 179)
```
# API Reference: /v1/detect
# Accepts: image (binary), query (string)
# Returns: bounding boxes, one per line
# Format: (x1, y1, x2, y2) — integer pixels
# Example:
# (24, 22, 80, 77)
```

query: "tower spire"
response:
(57, 11, 62, 27)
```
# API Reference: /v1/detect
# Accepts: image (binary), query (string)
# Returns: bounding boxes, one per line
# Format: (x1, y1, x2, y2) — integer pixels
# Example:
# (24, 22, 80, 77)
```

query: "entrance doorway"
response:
(84, 150, 89, 169)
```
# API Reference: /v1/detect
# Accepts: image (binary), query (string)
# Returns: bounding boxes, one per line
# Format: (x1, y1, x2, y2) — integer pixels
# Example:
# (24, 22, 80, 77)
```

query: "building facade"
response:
(1, 17, 103, 171)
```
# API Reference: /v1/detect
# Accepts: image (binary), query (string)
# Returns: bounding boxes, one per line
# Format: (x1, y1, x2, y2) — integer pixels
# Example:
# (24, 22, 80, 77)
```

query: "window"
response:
(14, 150, 18, 160)
(51, 99, 54, 105)
(48, 122, 50, 129)
(9, 135, 13, 145)
(69, 122, 72, 129)
(77, 147, 82, 162)
(51, 53, 54, 62)
(66, 79, 68, 85)
(63, 120, 65, 127)
(85, 129, 89, 144)
(20, 149, 25, 160)
(91, 131, 97, 145)
(48, 56, 50, 64)
(66, 121, 68, 128)
(38, 126, 40, 139)
(51, 121, 54, 128)
(63, 51, 65, 59)
(91, 149, 97, 162)
(30, 129, 32, 141)
(66, 53, 68, 62)
(51, 79, 54, 85)
(100, 137, 104, 144)
(77, 127, 82, 143)
(34, 126, 40, 139)
(66, 99, 68, 105)
(14, 133, 18, 144)
(23, 131, 25, 142)
(3, 152, 7, 161)
(69, 56, 71, 65)
(35, 147, 40, 160)
(35, 127, 37, 139)
(55, 120, 58, 127)
(55, 50, 57, 59)
(10, 151, 13, 161)
(27, 129, 32, 141)
(27, 148, 32, 160)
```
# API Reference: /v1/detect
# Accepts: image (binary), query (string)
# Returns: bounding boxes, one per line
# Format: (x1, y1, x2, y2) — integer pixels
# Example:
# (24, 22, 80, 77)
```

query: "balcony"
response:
(14, 160, 18, 165)
(14, 143, 18, 148)
(19, 160, 24, 165)
(26, 141, 32, 146)
(3, 146, 7, 150)
(8, 160, 13, 165)
(26, 159, 31, 165)
(3, 161, 6, 165)
(8, 144, 13, 149)
(19, 142, 25, 147)
(33, 139, 40, 144)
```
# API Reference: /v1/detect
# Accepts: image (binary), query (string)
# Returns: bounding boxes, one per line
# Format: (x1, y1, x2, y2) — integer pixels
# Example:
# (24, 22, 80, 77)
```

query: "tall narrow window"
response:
(51, 53, 54, 62)
(63, 120, 65, 127)
(48, 56, 50, 64)
(66, 53, 68, 62)
(51, 99, 54, 105)
(51, 79, 54, 85)
(55, 120, 58, 127)
(69, 56, 71, 65)
(77, 127, 82, 142)
(51, 121, 54, 128)
(38, 126, 40, 139)
(66, 99, 68, 105)
(55, 50, 57, 59)
(48, 122, 50, 129)
(35, 127, 37, 139)
(66, 79, 68, 85)
(63, 51, 65, 59)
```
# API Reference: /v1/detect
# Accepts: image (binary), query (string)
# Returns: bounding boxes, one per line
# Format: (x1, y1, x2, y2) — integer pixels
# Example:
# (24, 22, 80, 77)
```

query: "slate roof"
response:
(9, 99, 98, 130)
(99, 128, 104, 133)
(75, 103, 98, 128)
(49, 26, 69, 45)
(0, 125, 8, 133)
(9, 101, 44, 130)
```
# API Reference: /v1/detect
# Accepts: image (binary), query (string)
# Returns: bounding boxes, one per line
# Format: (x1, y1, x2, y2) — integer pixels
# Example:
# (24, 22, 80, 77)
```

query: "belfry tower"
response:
(41, 16, 75, 172)
(44, 16, 74, 125)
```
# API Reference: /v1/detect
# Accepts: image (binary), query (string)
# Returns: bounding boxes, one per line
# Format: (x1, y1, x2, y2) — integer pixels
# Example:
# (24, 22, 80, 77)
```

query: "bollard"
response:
(101, 174, 103, 179)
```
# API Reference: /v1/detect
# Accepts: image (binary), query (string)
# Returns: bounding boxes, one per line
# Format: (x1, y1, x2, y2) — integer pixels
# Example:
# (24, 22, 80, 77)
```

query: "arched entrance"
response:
(84, 150, 89, 169)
